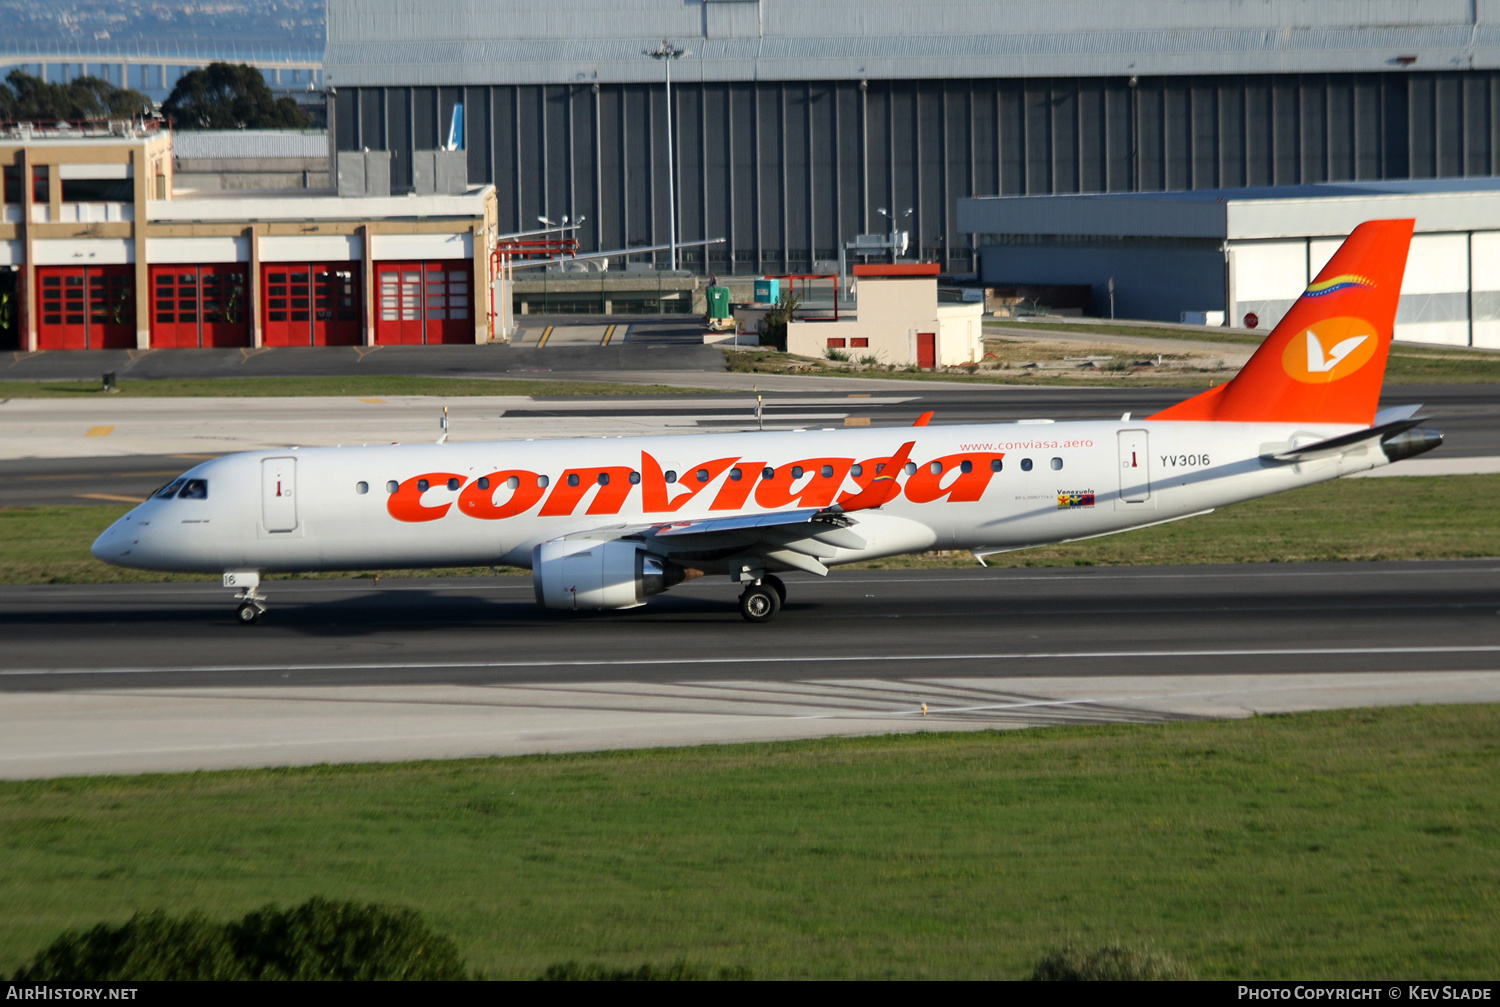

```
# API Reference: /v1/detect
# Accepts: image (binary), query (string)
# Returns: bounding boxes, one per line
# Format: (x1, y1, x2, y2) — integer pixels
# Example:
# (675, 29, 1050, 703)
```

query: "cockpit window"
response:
(154, 479, 187, 499)
(177, 479, 208, 500)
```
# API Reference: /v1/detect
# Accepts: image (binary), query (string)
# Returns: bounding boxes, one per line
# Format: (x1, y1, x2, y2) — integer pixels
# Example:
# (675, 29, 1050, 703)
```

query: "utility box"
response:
(753, 278, 780, 304)
(413, 150, 468, 195)
(336, 150, 391, 197)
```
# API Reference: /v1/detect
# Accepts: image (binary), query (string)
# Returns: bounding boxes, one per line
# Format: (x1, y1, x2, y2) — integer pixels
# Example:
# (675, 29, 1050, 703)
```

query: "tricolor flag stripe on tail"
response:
(1149, 218, 1413, 426)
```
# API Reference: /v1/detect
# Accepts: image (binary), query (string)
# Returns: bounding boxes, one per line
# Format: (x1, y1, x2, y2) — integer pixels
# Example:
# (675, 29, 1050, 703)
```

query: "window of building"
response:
(31, 166, 48, 205)
(60, 178, 132, 202)
(2, 166, 19, 204)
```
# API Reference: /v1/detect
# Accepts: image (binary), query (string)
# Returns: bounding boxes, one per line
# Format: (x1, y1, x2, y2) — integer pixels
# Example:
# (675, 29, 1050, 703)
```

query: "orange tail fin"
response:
(1150, 218, 1414, 425)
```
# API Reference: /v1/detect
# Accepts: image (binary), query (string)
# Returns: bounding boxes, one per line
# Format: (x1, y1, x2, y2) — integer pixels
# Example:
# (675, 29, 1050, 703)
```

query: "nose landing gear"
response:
(224, 570, 266, 625)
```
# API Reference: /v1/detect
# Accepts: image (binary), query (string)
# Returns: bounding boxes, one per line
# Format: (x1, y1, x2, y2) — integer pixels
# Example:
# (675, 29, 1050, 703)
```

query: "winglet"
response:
(837, 440, 916, 512)
(913, 411, 933, 427)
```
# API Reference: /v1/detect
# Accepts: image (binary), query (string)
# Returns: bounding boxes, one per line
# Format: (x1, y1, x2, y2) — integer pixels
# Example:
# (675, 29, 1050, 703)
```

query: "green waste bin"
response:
(705, 285, 732, 331)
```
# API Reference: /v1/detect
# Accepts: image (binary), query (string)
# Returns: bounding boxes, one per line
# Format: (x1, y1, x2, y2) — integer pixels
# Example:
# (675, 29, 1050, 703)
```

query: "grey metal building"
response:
(324, 0, 1500, 275)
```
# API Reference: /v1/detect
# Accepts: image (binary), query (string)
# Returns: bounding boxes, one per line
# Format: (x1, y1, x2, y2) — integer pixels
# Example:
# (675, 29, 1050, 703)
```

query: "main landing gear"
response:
(738, 573, 786, 624)
(225, 570, 266, 625)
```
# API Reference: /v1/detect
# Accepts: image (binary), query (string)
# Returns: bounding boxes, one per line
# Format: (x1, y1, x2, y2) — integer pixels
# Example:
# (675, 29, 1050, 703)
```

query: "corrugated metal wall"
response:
(334, 70, 1500, 274)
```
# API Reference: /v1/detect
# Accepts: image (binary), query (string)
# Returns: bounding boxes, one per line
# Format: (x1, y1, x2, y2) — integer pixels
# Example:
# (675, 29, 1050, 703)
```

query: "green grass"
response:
(725, 347, 1222, 386)
(984, 321, 1500, 384)
(0, 376, 713, 399)
(8, 474, 1496, 585)
(986, 319, 1265, 345)
(1, 706, 1496, 979)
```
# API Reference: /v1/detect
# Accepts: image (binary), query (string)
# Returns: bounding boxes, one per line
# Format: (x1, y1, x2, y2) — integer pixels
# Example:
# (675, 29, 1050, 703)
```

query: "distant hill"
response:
(0, 0, 324, 57)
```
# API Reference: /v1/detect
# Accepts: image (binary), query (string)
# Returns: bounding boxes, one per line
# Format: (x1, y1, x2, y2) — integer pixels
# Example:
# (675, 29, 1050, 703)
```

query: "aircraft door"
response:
(261, 457, 299, 532)
(1117, 430, 1152, 505)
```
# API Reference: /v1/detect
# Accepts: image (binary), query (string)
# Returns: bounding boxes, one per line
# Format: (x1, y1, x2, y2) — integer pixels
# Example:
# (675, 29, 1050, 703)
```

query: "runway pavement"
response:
(1, 562, 1497, 778)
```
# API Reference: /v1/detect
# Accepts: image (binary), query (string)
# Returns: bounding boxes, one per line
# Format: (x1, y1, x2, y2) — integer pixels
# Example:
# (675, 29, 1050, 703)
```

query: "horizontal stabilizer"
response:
(1267, 418, 1425, 462)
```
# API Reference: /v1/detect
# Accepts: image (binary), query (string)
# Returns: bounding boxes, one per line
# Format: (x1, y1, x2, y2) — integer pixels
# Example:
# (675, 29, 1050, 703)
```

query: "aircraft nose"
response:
(91, 515, 136, 564)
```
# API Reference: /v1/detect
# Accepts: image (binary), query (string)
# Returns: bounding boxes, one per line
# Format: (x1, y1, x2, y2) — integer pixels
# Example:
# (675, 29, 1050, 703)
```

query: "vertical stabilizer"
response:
(1150, 218, 1414, 425)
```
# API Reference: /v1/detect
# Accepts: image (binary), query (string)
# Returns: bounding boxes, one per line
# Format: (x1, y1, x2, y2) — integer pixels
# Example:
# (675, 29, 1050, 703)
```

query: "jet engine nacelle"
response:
(532, 539, 689, 610)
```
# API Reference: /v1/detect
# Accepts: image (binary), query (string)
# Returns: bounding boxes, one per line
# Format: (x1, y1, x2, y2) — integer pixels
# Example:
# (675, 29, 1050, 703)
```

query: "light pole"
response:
(876, 207, 912, 263)
(646, 40, 687, 271)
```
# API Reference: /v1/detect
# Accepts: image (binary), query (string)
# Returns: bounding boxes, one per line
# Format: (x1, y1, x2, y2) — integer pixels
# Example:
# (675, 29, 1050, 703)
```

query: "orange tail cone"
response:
(1150, 218, 1414, 425)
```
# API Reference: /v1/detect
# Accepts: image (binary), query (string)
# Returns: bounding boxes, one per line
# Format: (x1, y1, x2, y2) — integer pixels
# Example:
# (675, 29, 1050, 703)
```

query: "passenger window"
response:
(386, 480, 399, 494)
(791, 466, 804, 479)
(356, 481, 369, 494)
(665, 470, 677, 484)
(696, 468, 710, 483)
(417, 479, 430, 492)
(728, 468, 742, 481)
(154, 479, 187, 499)
(1020, 459, 1033, 472)
(929, 461, 942, 474)
(904, 462, 917, 476)
(820, 465, 833, 478)
(446, 478, 461, 490)
(567, 473, 580, 487)
(177, 479, 208, 500)
(537, 475, 550, 488)
(851, 464, 863, 477)
(761, 467, 774, 480)
(990, 459, 1003, 472)
(477, 476, 490, 490)
(629, 471, 641, 485)
(506, 476, 520, 489)
(1051, 457, 1063, 470)
(597, 472, 610, 486)
(960, 460, 973, 474)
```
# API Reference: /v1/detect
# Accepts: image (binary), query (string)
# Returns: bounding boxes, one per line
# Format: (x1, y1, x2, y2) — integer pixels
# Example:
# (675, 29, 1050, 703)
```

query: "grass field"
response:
(5, 474, 1496, 585)
(985, 320, 1500, 385)
(0, 376, 711, 399)
(1, 706, 1496, 979)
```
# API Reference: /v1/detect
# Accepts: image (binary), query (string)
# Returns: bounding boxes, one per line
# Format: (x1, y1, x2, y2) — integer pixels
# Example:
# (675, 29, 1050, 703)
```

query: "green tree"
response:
(161, 62, 310, 130)
(0, 69, 152, 121)
(10, 898, 466, 981)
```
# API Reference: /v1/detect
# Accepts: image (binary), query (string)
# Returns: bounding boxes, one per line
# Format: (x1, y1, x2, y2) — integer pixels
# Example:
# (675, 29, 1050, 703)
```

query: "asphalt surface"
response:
(2, 382, 1493, 505)
(4, 562, 1497, 691)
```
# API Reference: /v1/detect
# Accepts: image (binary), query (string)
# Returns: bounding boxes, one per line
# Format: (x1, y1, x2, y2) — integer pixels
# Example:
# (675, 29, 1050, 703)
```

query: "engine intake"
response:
(532, 540, 692, 610)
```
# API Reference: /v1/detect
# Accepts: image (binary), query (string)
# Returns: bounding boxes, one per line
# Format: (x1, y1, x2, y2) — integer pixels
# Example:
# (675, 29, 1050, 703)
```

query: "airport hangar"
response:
(325, 0, 1500, 280)
(958, 178, 1500, 348)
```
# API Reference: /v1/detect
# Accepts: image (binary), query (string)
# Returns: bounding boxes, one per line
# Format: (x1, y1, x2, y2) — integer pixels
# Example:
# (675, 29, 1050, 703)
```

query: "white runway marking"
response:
(5, 644, 1500, 678)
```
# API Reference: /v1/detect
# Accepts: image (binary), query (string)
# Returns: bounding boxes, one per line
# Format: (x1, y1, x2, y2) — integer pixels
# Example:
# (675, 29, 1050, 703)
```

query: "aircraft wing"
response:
(549, 507, 868, 577)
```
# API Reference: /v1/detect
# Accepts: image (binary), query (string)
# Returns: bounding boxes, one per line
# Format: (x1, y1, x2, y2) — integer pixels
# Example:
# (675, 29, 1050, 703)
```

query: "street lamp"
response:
(876, 207, 912, 262)
(645, 40, 688, 272)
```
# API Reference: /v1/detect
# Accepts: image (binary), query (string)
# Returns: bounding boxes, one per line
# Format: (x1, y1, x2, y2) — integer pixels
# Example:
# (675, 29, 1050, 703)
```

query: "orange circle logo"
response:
(1281, 316, 1379, 383)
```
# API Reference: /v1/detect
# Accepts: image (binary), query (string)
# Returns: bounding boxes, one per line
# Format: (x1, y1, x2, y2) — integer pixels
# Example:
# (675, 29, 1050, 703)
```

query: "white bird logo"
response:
(1305, 331, 1368, 373)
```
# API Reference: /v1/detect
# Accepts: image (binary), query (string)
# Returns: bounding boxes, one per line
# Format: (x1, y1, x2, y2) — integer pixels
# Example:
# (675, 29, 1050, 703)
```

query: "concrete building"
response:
(1, 120, 495, 352)
(326, 1, 1500, 276)
(959, 178, 1500, 347)
(785, 264, 983, 366)
(172, 131, 332, 192)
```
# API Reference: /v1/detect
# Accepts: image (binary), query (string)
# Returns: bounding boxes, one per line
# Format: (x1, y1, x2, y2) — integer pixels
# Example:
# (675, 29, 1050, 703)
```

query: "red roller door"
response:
(376, 260, 471, 345)
(261, 261, 361, 346)
(36, 265, 135, 350)
(149, 265, 250, 348)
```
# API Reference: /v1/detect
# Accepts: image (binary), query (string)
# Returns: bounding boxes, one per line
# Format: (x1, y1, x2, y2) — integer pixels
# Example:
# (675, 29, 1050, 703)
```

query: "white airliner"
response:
(93, 219, 1440, 624)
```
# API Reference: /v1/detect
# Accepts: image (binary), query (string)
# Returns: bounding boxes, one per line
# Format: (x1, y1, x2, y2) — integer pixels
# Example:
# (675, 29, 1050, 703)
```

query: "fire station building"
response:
(1, 120, 495, 352)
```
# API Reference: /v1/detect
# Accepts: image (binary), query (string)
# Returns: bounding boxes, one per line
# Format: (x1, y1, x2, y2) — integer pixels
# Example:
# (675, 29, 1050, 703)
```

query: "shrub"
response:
(824, 347, 851, 362)
(11, 898, 466, 982)
(539, 960, 751, 981)
(1031, 943, 1192, 981)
